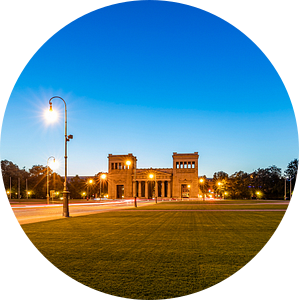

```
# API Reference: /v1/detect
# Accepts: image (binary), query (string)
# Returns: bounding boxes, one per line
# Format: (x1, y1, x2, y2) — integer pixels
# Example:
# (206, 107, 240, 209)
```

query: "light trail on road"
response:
(11, 199, 155, 225)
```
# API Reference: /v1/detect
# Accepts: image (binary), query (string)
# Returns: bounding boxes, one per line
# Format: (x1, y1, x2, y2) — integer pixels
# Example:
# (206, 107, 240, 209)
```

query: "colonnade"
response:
(133, 180, 171, 198)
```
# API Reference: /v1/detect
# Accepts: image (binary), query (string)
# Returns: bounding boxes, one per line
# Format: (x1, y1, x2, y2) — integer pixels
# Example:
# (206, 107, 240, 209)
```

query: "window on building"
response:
(188, 162, 191, 168)
(119, 163, 122, 170)
(111, 163, 114, 170)
(184, 162, 187, 169)
(192, 161, 195, 168)
(180, 162, 183, 169)
(176, 162, 179, 169)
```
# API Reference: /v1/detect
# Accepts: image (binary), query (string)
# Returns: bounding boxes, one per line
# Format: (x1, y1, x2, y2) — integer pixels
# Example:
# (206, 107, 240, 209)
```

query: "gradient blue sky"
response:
(1, 0, 298, 177)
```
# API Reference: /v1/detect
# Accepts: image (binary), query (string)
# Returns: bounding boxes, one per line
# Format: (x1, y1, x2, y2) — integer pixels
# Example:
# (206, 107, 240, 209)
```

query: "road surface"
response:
(10, 199, 289, 225)
(11, 199, 155, 225)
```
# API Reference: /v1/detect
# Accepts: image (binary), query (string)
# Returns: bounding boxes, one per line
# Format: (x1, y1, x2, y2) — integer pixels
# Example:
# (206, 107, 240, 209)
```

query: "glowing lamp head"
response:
(126, 161, 131, 166)
(218, 182, 222, 186)
(101, 174, 107, 179)
(199, 178, 204, 183)
(49, 158, 58, 170)
(89, 179, 93, 184)
(149, 174, 154, 179)
(187, 185, 191, 188)
(45, 104, 58, 122)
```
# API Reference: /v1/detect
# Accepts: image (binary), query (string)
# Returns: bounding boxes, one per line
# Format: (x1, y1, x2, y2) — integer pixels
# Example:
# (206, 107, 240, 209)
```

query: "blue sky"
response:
(1, 0, 297, 177)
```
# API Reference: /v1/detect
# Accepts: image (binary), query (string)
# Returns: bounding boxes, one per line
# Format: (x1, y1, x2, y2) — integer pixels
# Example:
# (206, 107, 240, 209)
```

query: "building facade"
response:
(107, 152, 199, 199)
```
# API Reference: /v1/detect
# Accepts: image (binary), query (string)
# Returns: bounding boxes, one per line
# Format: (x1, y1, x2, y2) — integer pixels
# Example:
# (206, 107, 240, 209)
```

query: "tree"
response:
(199, 175, 209, 196)
(251, 166, 283, 199)
(68, 175, 86, 199)
(28, 165, 47, 198)
(284, 159, 298, 179)
(213, 171, 228, 198)
(228, 171, 251, 199)
(1, 160, 29, 198)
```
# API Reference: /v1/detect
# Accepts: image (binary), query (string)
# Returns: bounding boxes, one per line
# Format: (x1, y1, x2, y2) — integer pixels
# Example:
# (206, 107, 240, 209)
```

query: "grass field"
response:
(22, 201, 286, 299)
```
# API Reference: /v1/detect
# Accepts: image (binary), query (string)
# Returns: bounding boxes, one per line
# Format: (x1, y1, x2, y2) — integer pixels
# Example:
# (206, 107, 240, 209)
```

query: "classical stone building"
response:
(107, 152, 199, 199)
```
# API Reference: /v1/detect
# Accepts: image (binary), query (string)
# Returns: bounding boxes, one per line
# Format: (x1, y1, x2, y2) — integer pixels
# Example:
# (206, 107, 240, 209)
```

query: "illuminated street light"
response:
(87, 179, 93, 200)
(99, 173, 107, 200)
(149, 172, 157, 204)
(217, 182, 224, 199)
(47, 96, 73, 217)
(45, 107, 58, 122)
(126, 160, 137, 207)
(199, 177, 205, 200)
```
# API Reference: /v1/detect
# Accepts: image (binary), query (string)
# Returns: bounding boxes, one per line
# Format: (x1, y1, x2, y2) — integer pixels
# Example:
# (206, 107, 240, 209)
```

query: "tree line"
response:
(1, 158, 297, 200)
(1, 160, 107, 199)
(199, 159, 298, 200)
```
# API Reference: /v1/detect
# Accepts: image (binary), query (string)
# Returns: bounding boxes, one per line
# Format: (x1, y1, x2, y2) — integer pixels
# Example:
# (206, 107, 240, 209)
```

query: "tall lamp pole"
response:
(126, 160, 137, 207)
(48, 96, 73, 217)
(149, 172, 157, 204)
(100, 174, 107, 200)
(47, 156, 55, 205)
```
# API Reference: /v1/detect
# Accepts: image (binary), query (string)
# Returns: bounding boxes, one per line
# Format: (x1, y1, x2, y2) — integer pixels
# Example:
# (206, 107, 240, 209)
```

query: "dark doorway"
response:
(148, 181, 154, 199)
(141, 181, 145, 197)
(117, 185, 124, 199)
(164, 181, 168, 197)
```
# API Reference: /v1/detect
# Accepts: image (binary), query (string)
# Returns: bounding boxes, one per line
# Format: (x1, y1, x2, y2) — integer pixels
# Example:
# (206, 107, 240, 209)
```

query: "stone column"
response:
(145, 181, 148, 199)
(161, 181, 165, 198)
(167, 180, 171, 198)
(155, 180, 159, 198)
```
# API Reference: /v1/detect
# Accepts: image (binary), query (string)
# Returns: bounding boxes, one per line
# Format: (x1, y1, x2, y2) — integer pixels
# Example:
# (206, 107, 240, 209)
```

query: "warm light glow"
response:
(89, 179, 93, 184)
(6, 191, 10, 194)
(256, 191, 260, 195)
(199, 178, 204, 183)
(48, 159, 58, 170)
(218, 182, 222, 186)
(101, 174, 107, 179)
(27, 191, 31, 195)
(82, 192, 86, 196)
(44, 108, 58, 122)
(224, 192, 228, 195)
(126, 160, 131, 166)
(187, 185, 191, 188)
(149, 174, 154, 179)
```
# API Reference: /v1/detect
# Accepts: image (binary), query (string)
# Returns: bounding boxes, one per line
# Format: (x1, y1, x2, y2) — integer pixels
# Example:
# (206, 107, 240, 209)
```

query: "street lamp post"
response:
(199, 178, 205, 201)
(48, 96, 73, 217)
(100, 174, 107, 200)
(126, 160, 137, 207)
(88, 179, 93, 200)
(47, 156, 55, 205)
(149, 172, 157, 204)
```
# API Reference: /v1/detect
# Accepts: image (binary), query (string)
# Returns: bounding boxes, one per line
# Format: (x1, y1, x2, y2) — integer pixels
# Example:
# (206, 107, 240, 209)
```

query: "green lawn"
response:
(134, 202, 288, 211)
(22, 203, 286, 299)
